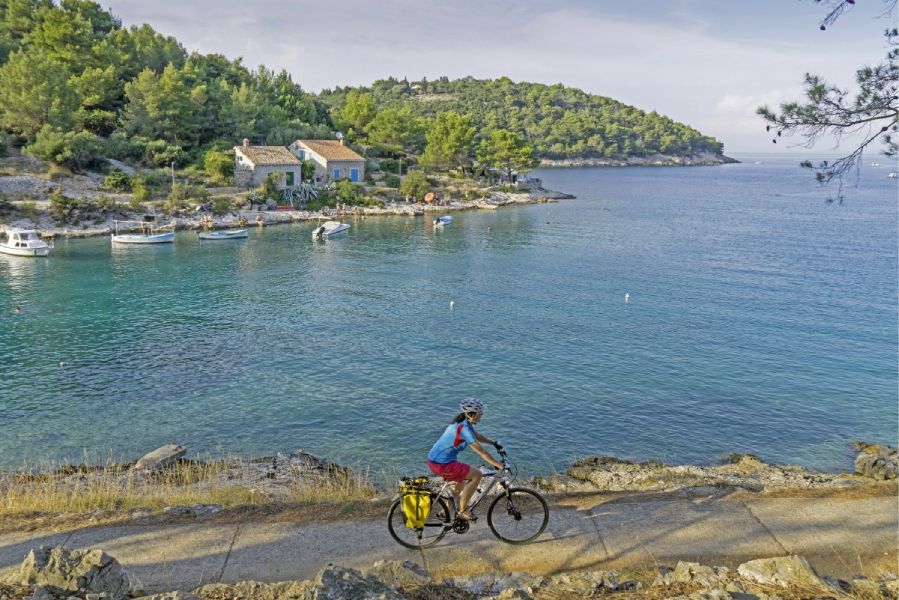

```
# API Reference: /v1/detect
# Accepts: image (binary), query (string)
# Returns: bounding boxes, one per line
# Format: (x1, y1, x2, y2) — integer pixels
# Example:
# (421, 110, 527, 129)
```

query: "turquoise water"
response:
(1, 155, 897, 474)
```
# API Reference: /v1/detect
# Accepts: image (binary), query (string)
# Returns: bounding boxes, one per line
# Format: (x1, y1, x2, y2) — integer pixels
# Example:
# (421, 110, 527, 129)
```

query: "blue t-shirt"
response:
(427, 421, 477, 464)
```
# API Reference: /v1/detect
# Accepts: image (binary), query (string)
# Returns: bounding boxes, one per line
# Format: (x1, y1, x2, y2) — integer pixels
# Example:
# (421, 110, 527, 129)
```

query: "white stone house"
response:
(288, 139, 365, 184)
(233, 140, 302, 188)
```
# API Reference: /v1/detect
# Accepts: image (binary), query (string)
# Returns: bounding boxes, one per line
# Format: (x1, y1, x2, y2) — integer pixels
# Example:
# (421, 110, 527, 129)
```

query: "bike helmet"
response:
(460, 397, 486, 415)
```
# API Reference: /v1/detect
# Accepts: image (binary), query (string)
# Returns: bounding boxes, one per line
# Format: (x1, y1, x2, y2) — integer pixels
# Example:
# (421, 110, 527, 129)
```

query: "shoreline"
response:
(2, 186, 572, 240)
(539, 152, 738, 168)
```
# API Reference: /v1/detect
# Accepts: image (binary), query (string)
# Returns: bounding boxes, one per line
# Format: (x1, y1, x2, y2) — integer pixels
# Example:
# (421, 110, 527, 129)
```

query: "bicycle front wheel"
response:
(387, 495, 451, 549)
(487, 487, 549, 544)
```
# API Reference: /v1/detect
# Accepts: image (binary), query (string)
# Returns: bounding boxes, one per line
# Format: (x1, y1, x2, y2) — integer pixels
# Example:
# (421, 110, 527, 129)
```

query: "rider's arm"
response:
(474, 430, 497, 446)
(469, 442, 503, 469)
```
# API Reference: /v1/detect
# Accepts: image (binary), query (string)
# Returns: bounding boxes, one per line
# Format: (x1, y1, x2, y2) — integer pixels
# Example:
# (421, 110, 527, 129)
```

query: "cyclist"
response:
(426, 398, 504, 521)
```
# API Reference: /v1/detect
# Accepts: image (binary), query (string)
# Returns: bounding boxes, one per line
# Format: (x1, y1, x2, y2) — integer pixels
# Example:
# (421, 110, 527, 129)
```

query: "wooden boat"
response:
(198, 229, 248, 240)
(0, 229, 51, 257)
(312, 221, 350, 240)
(111, 220, 175, 244)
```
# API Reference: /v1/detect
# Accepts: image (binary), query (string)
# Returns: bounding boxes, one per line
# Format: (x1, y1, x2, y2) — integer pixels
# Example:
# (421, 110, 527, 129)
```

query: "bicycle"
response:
(387, 447, 549, 549)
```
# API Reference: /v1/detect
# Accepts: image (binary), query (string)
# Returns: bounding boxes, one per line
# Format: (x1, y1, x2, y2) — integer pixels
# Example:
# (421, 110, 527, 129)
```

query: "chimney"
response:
(242, 138, 249, 148)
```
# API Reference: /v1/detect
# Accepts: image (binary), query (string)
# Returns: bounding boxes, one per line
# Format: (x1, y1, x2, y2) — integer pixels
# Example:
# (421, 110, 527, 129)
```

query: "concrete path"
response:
(1, 490, 895, 593)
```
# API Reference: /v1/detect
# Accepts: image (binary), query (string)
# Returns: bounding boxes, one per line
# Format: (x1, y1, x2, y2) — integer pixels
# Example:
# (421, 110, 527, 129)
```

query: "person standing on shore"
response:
(426, 398, 504, 521)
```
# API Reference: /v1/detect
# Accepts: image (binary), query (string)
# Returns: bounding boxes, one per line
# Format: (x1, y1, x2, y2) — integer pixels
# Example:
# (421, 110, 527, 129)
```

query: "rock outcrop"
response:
(5, 547, 897, 600)
(854, 442, 898, 480)
(6, 546, 140, 599)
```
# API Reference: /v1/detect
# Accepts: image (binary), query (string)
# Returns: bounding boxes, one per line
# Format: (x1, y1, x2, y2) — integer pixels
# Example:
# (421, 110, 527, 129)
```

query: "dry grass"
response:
(0, 455, 376, 533)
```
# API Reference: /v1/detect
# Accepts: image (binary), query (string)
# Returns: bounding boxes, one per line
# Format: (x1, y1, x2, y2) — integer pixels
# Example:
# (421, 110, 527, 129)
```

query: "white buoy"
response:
(624, 293, 630, 303)
(449, 300, 455, 310)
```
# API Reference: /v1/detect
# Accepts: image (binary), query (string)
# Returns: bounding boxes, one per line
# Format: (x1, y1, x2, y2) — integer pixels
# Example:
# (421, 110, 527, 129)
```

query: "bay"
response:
(1, 154, 896, 475)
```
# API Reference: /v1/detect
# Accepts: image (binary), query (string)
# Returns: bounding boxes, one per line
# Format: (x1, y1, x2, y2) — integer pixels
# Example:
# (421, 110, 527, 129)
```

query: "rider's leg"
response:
(457, 467, 482, 518)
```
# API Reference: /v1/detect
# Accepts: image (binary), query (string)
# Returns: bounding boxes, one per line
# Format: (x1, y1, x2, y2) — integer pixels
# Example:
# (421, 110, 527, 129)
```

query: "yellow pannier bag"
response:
(400, 476, 432, 529)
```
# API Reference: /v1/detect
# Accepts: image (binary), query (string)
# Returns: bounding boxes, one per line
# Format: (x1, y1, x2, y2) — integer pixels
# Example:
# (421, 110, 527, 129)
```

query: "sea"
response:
(1, 153, 896, 476)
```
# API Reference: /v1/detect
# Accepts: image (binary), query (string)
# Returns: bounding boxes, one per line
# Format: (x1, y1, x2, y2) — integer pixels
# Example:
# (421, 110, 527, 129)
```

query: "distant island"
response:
(0, 1, 733, 231)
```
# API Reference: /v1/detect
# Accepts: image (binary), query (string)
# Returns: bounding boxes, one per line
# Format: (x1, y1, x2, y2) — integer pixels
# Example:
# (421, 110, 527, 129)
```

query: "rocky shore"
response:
(539, 152, 738, 168)
(1, 546, 896, 600)
(0, 168, 570, 240)
(535, 442, 898, 493)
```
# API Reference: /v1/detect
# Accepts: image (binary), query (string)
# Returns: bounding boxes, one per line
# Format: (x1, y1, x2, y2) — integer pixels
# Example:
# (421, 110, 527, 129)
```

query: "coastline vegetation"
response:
(0, 453, 375, 531)
(0, 2, 724, 197)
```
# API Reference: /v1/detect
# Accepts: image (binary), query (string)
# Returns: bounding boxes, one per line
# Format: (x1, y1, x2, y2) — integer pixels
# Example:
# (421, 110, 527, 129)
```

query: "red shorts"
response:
(426, 460, 472, 483)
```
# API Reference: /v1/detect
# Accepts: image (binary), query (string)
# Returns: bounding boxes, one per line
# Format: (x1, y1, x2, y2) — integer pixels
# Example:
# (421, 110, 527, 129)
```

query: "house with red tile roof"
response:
(289, 139, 365, 184)
(233, 139, 302, 188)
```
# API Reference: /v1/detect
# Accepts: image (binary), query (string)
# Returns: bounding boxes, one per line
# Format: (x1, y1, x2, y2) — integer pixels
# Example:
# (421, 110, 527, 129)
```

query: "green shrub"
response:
(400, 171, 431, 199)
(131, 178, 151, 203)
(102, 169, 132, 192)
(25, 126, 104, 171)
(144, 140, 184, 168)
(96, 194, 117, 212)
(258, 172, 283, 201)
(106, 133, 144, 163)
(203, 149, 234, 185)
(49, 189, 100, 225)
(211, 196, 232, 216)
(47, 164, 73, 181)
(164, 183, 207, 214)
(128, 195, 143, 211)
(333, 179, 362, 204)
(383, 174, 400, 188)
(18, 200, 37, 221)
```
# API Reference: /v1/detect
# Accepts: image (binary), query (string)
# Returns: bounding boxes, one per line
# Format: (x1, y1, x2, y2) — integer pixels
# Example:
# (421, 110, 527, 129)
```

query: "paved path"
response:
(1, 490, 895, 593)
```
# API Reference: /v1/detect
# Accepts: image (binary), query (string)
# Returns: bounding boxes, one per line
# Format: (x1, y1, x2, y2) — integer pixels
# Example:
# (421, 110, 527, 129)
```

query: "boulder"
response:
(854, 442, 898, 480)
(541, 570, 629, 594)
(133, 593, 201, 600)
(444, 572, 543, 596)
(14, 547, 139, 600)
(311, 565, 405, 600)
(364, 561, 429, 590)
(654, 562, 728, 588)
(194, 580, 314, 600)
(133, 445, 186, 471)
(736, 556, 830, 589)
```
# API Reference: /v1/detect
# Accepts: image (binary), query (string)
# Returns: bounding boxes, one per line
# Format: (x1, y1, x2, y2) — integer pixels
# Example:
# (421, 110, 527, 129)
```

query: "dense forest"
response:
(0, 0, 724, 176)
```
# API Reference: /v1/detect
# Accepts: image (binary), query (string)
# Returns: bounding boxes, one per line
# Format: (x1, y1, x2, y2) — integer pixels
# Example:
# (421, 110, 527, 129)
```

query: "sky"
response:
(100, 0, 894, 154)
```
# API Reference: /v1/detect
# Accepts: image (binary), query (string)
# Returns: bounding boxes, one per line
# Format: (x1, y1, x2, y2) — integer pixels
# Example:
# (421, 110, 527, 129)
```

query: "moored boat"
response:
(198, 229, 248, 240)
(433, 215, 453, 227)
(111, 220, 175, 244)
(0, 229, 51, 257)
(312, 221, 350, 239)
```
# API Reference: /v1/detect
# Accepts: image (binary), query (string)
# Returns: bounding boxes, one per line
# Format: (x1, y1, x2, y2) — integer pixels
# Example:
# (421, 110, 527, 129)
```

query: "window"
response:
(285, 171, 295, 186)
(350, 168, 359, 182)
(333, 168, 341, 179)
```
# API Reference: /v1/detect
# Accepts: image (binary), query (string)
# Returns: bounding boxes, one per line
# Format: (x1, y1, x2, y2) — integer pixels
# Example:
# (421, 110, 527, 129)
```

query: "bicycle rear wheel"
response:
(487, 487, 549, 544)
(387, 495, 451, 549)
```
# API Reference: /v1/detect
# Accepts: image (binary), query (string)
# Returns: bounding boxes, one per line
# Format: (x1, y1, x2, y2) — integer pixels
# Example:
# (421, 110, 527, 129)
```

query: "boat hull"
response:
(312, 222, 350, 239)
(198, 229, 248, 240)
(111, 232, 175, 244)
(0, 245, 49, 257)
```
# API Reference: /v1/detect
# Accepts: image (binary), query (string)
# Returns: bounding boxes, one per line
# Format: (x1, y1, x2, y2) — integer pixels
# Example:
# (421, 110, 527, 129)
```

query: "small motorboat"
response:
(888, 172, 898, 179)
(198, 229, 248, 240)
(433, 215, 453, 227)
(871, 161, 880, 167)
(312, 221, 350, 240)
(0, 229, 51, 257)
(111, 220, 175, 244)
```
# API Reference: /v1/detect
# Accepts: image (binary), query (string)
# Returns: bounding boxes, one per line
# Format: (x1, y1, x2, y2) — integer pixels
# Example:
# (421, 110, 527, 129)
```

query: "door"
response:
(350, 168, 359, 182)
(285, 171, 295, 186)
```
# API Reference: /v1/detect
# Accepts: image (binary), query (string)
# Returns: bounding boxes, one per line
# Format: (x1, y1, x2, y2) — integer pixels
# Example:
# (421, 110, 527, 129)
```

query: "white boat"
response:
(433, 215, 453, 227)
(198, 229, 248, 240)
(0, 229, 51, 257)
(871, 161, 880, 167)
(888, 172, 898, 178)
(111, 220, 175, 244)
(312, 221, 350, 239)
